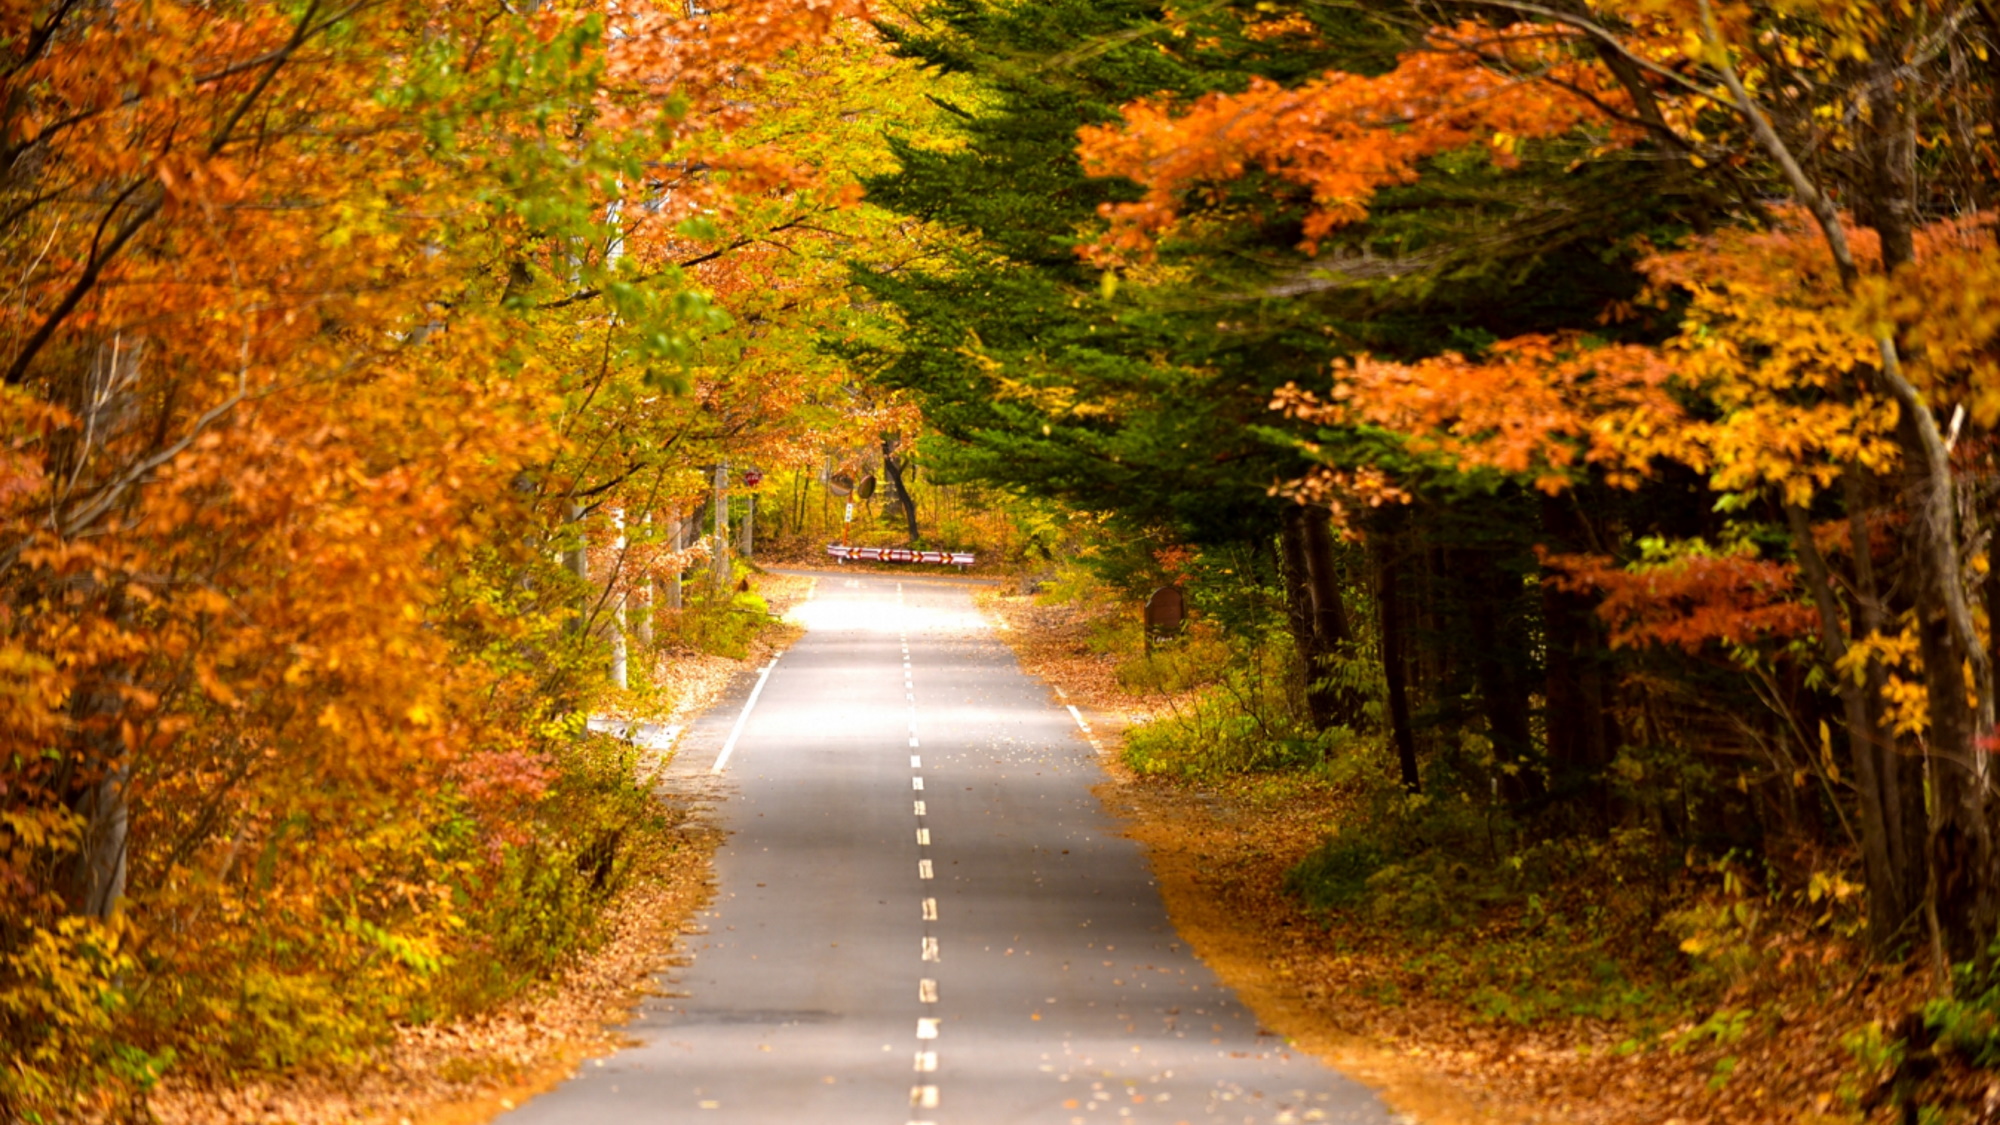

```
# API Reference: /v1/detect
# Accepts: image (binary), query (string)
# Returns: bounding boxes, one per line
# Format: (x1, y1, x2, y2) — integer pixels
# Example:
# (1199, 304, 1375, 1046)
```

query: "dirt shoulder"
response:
(979, 588, 1948, 1125)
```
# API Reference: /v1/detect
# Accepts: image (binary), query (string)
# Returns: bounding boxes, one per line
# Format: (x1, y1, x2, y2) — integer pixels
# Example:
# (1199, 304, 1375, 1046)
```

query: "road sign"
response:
(744, 469, 763, 487)
(826, 544, 974, 569)
(1145, 585, 1186, 651)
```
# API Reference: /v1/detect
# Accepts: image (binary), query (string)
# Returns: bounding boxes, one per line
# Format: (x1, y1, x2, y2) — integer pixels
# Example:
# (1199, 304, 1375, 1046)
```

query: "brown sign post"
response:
(1144, 585, 1186, 652)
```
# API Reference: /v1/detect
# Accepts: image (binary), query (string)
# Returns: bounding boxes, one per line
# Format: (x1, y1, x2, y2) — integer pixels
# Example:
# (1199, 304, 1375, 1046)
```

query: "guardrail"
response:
(826, 544, 975, 569)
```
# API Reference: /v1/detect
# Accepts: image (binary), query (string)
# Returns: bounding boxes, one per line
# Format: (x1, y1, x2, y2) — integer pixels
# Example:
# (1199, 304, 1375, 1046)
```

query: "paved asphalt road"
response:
(500, 571, 1391, 1125)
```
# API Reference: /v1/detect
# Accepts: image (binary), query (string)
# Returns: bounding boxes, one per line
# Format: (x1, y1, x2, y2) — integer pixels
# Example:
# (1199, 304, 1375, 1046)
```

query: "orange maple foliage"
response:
(0, 0, 883, 1110)
(1273, 333, 1683, 494)
(1077, 21, 1640, 262)
(1542, 548, 1819, 654)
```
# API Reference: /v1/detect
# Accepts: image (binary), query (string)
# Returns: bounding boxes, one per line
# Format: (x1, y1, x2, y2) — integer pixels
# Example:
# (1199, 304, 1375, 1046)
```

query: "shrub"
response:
(661, 586, 772, 660)
(436, 734, 668, 1012)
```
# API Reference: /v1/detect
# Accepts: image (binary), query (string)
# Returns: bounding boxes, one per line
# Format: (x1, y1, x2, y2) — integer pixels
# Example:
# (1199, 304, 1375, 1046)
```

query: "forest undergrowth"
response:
(136, 572, 809, 1125)
(987, 570, 2000, 1125)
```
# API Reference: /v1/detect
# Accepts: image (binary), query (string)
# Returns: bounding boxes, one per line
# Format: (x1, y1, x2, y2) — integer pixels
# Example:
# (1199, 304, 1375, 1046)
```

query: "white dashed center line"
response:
(903, 588, 940, 1123)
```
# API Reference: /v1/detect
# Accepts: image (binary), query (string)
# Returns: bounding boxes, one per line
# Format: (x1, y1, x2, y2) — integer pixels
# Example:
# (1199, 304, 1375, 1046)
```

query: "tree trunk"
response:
(1789, 496, 1925, 952)
(1300, 505, 1353, 649)
(565, 500, 589, 635)
(1719, 50, 1991, 962)
(1282, 507, 1333, 730)
(1279, 504, 1318, 700)
(1300, 505, 1362, 728)
(67, 676, 130, 919)
(1466, 548, 1537, 804)
(610, 507, 628, 689)
(1900, 420, 1999, 968)
(1374, 528, 1421, 792)
(1539, 494, 1614, 822)
(1850, 476, 1930, 952)
(712, 462, 730, 596)
(635, 511, 654, 647)
(882, 436, 920, 544)
(665, 505, 683, 611)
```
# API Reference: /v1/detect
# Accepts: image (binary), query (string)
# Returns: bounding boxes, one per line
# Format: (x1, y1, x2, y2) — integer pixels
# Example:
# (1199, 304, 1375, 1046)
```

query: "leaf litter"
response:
(982, 588, 1993, 1125)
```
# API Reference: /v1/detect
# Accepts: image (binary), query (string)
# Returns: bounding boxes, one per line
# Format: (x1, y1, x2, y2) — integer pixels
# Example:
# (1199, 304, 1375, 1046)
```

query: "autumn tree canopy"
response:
(0, 0, 952, 1112)
(862, 0, 2000, 995)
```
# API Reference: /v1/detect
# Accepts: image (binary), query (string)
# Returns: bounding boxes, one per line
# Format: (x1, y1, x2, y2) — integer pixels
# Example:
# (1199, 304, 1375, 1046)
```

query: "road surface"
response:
(500, 571, 1391, 1125)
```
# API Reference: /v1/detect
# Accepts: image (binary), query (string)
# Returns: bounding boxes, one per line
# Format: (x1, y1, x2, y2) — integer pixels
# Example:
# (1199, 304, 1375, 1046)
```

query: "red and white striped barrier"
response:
(827, 544, 975, 568)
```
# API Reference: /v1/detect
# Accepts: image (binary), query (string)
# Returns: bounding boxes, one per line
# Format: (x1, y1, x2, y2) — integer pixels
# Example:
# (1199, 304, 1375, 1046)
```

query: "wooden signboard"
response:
(1145, 585, 1186, 650)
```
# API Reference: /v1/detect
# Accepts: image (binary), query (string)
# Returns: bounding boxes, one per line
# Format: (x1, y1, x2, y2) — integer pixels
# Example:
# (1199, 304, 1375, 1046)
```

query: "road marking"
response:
(708, 658, 781, 774)
(901, 602, 941, 1122)
(1054, 685, 1067, 699)
(1066, 704, 1091, 732)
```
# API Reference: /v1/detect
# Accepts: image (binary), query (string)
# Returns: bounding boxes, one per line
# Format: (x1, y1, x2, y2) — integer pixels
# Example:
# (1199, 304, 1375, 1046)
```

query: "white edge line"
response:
(710, 657, 781, 774)
(1066, 704, 1091, 732)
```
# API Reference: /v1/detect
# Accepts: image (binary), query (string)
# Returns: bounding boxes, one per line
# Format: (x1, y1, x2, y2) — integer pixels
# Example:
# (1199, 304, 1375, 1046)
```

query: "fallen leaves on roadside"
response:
(989, 587, 1966, 1125)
